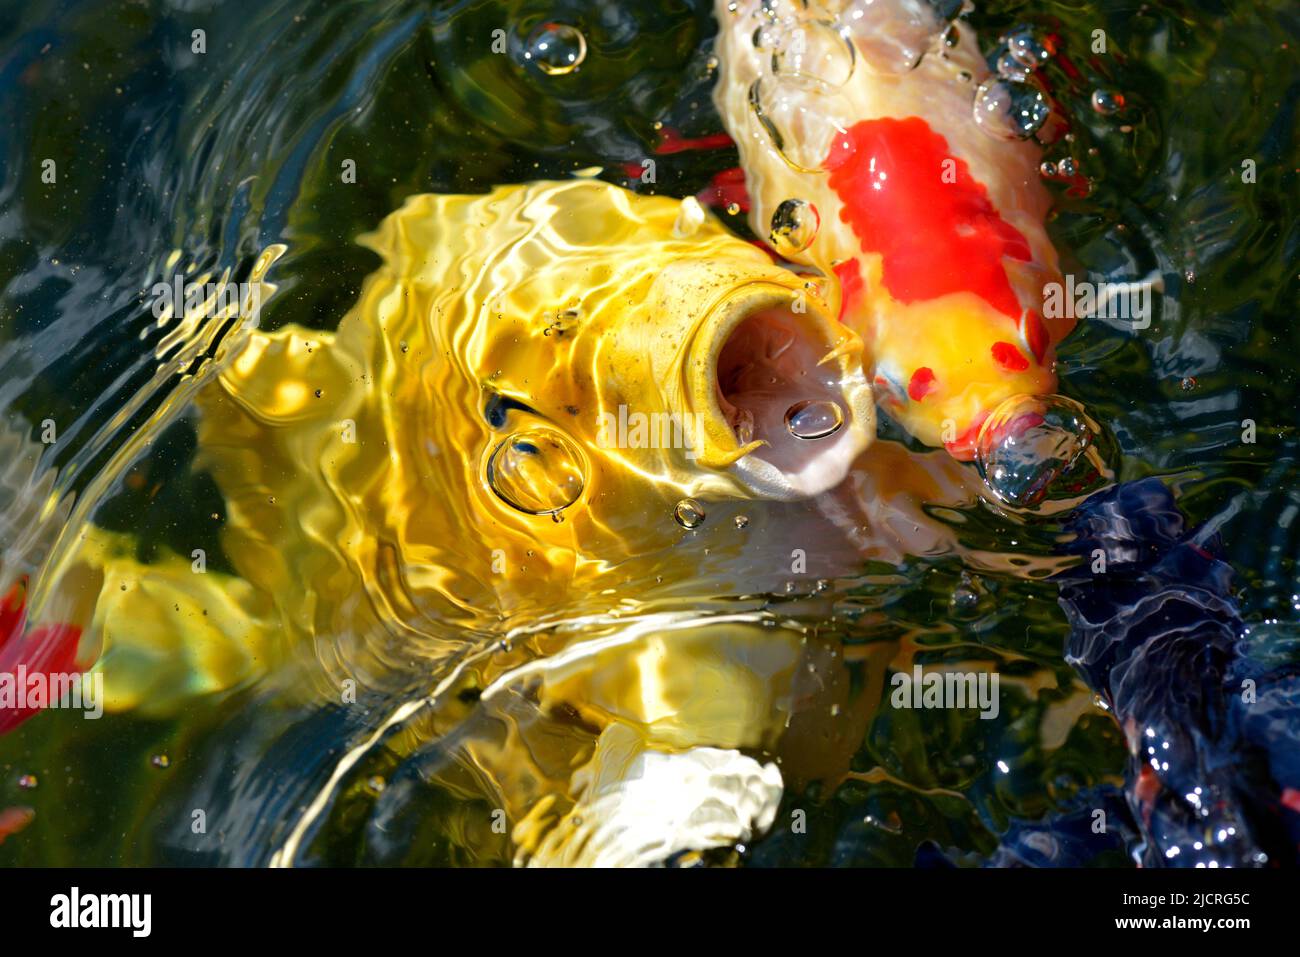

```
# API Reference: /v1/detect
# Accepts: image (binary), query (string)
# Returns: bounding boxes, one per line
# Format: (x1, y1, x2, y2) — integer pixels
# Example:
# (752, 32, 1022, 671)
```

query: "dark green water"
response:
(0, 0, 1296, 866)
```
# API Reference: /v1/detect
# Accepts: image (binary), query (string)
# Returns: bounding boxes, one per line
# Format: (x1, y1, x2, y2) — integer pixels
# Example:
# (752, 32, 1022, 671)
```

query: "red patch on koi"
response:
(654, 128, 734, 155)
(944, 413, 987, 462)
(0, 806, 34, 845)
(833, 260, 864, 324)
(824, 117, 1031, 320)
(0, 580, 84, 735)
(991, 341, 1030, 373)
(697, 166, 750, 213)
(1021, 310, 1049, 364)
(907, 367, 937, 402)
(1281, 788, 1300, 815)
(1135, 765, 1161, 827)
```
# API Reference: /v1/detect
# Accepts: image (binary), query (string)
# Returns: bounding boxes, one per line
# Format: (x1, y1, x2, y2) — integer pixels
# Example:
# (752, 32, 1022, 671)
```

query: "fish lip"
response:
(686, 281, 875, 500)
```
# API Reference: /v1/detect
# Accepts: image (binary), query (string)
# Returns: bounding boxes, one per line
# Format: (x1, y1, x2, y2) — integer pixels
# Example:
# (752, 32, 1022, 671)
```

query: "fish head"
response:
(448, 184, 876, 503)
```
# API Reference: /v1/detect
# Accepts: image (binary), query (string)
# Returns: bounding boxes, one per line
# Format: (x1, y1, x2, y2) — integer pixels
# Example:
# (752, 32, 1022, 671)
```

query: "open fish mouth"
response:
(701, 284, 875, 499)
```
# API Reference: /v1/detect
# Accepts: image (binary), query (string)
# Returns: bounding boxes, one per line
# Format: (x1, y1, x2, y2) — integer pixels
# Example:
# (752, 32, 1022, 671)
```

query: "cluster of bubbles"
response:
(483, 394, 846, 527)
(972, 27, 1052, 142)
(746, 0, 957, 171)
(837, 0, 959, 75)
(974, 26, 1127, 172)
(1039, 156, 1077, 179)
(500, 10, 1117, 525)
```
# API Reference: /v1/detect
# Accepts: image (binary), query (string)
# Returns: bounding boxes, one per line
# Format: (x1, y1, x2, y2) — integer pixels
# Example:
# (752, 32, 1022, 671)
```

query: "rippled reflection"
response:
(0, 0, 1296, 868)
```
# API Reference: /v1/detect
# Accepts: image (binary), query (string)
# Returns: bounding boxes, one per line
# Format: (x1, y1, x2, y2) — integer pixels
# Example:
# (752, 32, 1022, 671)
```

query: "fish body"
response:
(714, 0, 1070, 457)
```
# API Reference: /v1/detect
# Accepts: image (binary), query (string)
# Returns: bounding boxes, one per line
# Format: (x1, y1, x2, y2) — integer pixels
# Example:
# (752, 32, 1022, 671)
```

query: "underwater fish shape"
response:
(713, 0, 1071, 458)
(256, 609, 903, 868)
(8, 179, 985, 698)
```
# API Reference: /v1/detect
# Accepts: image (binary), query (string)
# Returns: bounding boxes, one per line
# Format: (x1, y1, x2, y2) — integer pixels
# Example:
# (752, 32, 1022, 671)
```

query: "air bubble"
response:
(674, 498, 706, 529)
(949, 572, 987, 617)
(522, 22, 587, 76)
(785, 399, 844, 440)
(975, 394, 1114, 511)
(973, 75, 1051, 141)
(1005, 29, 1050, 70)
(1091, 89, 1125, 115)
(748, 76, 848, 172)
(735, 408, 755, 445)
(769, 198, 820, 256)
(487, 428, 585, 516)
(996, 51, 1029, 79)
(770, 19, 855, 92)
(838, 0, 949, 75)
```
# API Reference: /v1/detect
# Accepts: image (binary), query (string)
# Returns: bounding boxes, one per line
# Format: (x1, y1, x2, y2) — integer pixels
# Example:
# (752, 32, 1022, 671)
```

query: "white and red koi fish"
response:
(713, 0, 1072, 458)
